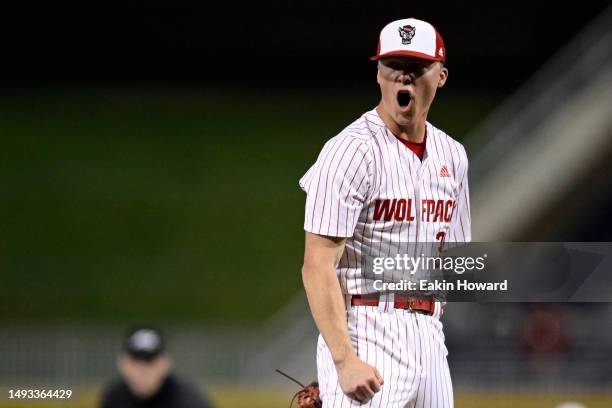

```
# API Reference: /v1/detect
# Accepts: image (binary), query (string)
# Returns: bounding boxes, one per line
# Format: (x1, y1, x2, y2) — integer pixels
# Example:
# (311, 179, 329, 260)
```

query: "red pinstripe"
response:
(317, 138, 358, 232)
(343, 164, 368, 239)
(333, 146, 367, 236)
(308, 137, 342, 231)
(377, 315, 389, 408)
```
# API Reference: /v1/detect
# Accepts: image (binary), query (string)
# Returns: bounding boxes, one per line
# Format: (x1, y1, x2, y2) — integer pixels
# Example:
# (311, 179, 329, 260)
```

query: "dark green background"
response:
(0, 88, 496, 323)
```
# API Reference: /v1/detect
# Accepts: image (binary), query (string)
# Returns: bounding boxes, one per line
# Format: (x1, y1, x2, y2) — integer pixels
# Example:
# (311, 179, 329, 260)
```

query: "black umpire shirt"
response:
(101, 375, 213, 408)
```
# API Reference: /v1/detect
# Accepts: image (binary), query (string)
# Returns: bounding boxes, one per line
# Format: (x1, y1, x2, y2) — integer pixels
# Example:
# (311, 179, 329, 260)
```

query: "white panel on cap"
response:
(379, 18, 436, 57)
(132, 329, 160, 352)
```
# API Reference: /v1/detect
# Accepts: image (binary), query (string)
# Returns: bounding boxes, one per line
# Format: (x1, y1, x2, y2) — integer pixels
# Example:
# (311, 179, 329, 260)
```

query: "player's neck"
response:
(376, 104, 426, 143)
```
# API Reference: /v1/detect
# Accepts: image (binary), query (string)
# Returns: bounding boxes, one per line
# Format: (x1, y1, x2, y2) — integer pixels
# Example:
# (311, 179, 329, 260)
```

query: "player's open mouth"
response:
(397, 91, 412, 108)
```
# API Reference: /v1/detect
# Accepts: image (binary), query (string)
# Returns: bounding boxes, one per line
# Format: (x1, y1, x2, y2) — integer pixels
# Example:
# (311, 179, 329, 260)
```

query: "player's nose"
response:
(398, 72, 414, 84)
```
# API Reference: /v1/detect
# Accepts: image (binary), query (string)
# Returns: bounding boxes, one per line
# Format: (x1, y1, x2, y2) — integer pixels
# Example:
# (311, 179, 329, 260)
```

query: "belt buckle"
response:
(407, 298, 413, 312)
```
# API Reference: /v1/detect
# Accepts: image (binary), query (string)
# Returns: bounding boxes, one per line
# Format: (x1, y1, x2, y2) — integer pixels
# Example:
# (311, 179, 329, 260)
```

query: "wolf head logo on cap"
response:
(398, 25, 416, 44)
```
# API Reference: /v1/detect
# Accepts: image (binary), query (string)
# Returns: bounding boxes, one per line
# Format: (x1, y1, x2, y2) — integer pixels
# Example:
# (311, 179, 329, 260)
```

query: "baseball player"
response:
(299, 18, 470, 407)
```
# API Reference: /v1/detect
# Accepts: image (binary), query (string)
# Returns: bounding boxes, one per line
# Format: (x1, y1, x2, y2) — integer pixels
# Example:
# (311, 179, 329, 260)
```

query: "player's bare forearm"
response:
(302, 232, 384, 402)
(301, 232, 355, 365)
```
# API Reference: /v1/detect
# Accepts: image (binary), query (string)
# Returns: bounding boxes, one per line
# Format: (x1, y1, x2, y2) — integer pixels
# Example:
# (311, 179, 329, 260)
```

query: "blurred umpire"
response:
(100, 326, 214, 408)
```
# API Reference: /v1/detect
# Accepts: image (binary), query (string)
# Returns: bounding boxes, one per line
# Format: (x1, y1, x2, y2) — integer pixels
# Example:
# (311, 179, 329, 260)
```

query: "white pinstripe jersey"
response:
(299, 108, 471, 295)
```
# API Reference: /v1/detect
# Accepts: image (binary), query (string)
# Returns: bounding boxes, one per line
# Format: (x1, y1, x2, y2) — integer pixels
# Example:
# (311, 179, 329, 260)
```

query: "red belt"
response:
(351, 293, 435, 315)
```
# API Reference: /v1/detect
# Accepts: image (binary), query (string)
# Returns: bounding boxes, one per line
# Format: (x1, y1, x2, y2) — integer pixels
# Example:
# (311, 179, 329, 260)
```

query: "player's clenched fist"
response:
(335, 354, 384, 402)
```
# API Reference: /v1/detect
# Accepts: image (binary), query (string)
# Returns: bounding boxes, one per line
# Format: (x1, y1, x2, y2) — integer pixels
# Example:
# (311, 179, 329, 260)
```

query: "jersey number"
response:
(435, 231, 446, 253)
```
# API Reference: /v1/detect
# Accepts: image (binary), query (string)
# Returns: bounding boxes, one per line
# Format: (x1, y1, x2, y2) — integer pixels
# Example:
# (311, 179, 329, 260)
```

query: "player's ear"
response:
(376, 61, 382, 85)
(437, 64, 448, 88)
(162, 355, 173, 371)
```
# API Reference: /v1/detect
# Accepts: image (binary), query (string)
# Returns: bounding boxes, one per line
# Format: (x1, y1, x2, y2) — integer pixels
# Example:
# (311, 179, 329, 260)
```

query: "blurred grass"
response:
(0, 87, 497, 323)
(1, 386, 611, 408)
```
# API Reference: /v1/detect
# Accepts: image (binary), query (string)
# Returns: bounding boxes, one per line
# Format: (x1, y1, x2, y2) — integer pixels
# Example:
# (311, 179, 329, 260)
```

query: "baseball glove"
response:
(292, 381, 322, 408)
(276, 369, 322, 408)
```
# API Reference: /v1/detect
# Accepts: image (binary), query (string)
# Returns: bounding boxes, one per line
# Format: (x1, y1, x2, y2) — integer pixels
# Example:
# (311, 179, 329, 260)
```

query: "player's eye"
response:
(383, 60, 431, 76)
(410, 63, 431, 76)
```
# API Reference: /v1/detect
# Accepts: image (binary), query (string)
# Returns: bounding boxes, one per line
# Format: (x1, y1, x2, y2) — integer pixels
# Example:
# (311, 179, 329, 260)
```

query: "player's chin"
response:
(397, 105, 413, 117)
(393, 102, 414, 120)
(393, 106, 414, 123)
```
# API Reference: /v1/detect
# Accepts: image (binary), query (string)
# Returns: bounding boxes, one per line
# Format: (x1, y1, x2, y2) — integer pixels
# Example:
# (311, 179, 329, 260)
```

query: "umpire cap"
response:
(123, 326, 165, 361)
